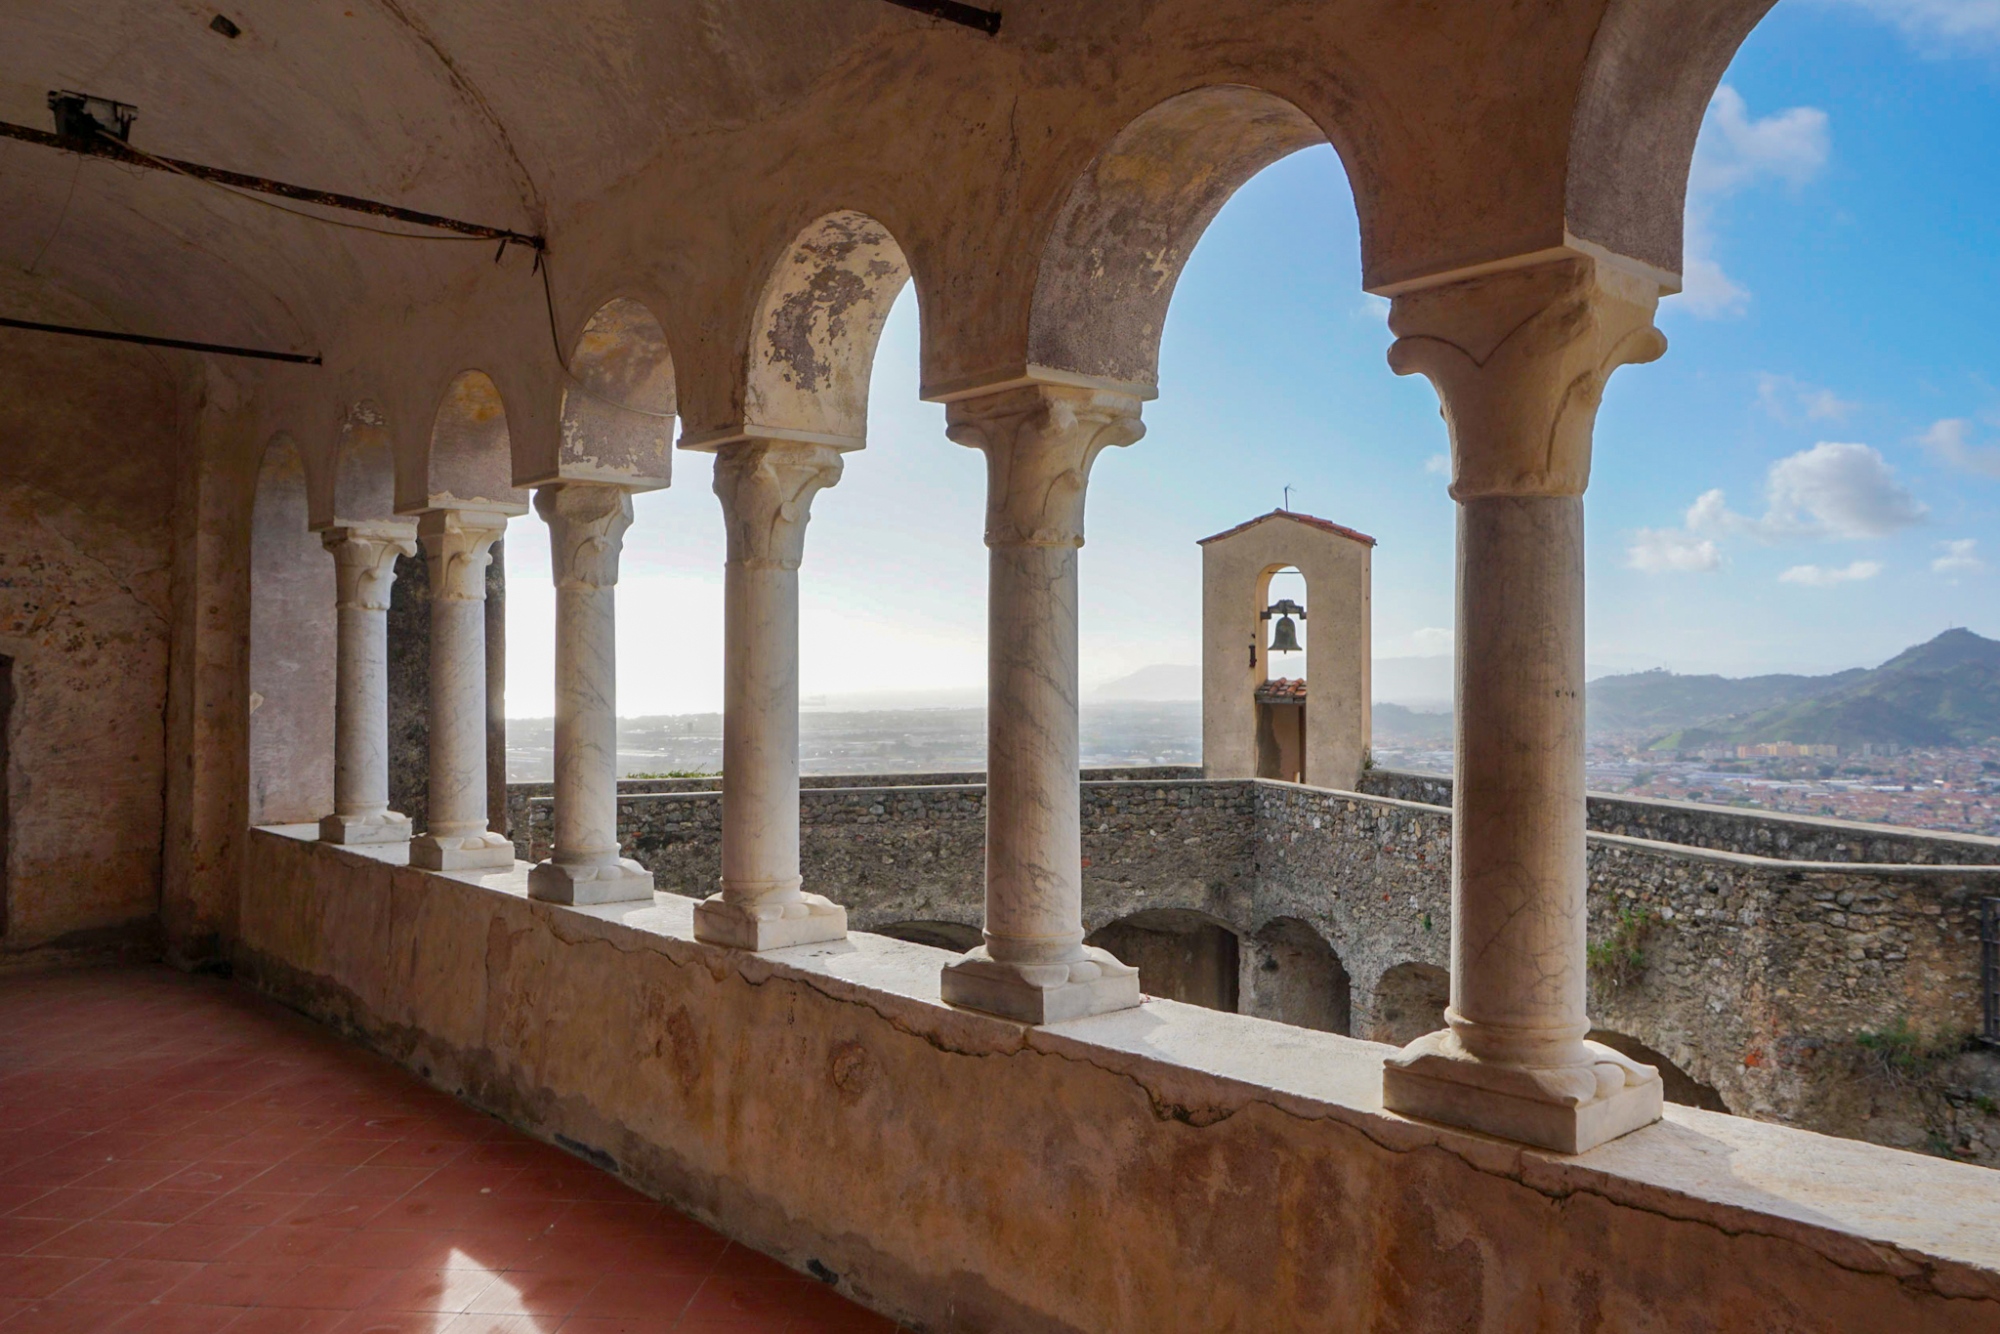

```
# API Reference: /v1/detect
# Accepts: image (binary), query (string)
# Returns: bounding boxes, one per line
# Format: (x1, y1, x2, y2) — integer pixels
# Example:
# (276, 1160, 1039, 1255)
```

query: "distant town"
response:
(507, 629, 2000, 839)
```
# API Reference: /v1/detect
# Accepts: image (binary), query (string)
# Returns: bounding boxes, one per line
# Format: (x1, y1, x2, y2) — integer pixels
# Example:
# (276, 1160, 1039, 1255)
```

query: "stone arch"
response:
(398, 370, 526, 516)
(558, 297, 679, 483)
(1086, 908, 1241, 1013)
(1370, 960, 1450, 1047)
(1589, 1029, 1730, 1112)
(248, 434, 335, 826)
(1240, 917, 1351, 1035)
(308, 401, 400, 528)
(872, 920, 982, 953)
(1026, 85, 1338, 392)
(695, 210, 912, 448)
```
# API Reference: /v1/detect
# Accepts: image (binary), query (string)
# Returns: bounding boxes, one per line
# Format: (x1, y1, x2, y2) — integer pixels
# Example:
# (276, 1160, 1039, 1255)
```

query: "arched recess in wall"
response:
(1370, 960, 1450, 1047)
(872, 920, 981, 953)
(1086, 908, 1241, 1013)
(1589, 1028, 1730, 1112)
(1241, 916, 1350, 1035)
(560, 297, 679, 475)
(1027, 85, 1337, 391)
(248, 434, 335, 826)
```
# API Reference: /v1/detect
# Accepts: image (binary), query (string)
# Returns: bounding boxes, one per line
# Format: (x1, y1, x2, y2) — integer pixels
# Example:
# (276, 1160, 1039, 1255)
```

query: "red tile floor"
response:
(0, 966, 901, 1333)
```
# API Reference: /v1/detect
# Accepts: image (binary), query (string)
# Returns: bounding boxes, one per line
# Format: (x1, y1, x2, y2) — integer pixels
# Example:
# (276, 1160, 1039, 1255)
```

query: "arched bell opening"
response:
(248, 434, 335, 827)
(1254, 565, 1309, 782)
(1240, 916, 1351, 1035)
(1370, 960, 1450, 1047)
(1086, 909, 1241, 1013)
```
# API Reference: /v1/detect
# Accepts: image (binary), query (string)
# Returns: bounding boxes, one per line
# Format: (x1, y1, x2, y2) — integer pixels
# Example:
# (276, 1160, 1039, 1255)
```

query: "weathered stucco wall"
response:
(0, 320, 179, 961)
(234, 830, 2000, 1333)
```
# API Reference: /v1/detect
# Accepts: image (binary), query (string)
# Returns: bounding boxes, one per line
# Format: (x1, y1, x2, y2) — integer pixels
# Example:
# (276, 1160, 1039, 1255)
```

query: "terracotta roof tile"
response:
(1197, 509, 1376, 547)
(1256, 677, 1308, 703)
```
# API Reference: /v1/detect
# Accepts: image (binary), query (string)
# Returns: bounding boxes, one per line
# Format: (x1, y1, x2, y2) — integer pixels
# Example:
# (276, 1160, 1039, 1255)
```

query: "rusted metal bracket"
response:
(0, 119, 543, 249)
(879, 0, 1000, 35)
(0, 316, 320, 365)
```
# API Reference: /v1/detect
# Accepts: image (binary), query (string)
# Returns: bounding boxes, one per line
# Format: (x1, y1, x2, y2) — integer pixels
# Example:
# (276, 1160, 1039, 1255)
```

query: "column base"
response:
(693, 893, 847, 952)
(526, 857, 655, 905)
(410, 830, 516, 871)
(1382, 1031, 1664, 1154)
(940, 946, 1141, 1025)
(318, 812, 413, 846)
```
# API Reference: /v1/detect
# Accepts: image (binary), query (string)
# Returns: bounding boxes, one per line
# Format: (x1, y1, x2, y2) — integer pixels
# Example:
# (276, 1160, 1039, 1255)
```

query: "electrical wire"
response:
(23, 154, 83, 275)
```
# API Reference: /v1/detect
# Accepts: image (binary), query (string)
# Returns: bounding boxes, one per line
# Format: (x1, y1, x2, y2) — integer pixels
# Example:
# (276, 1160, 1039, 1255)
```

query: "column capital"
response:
(417, 509, 508, 602)
(534, 482, 635, 591)
(947, 383, 1144, 548)
(321, 522, 417, 612)
(711, 439, 844, 571)
(1387, 256, 1666, 500)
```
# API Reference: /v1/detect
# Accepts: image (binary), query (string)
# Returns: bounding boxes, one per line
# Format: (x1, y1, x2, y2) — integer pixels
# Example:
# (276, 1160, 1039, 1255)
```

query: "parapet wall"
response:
(1358, 768, 2000, 865)
(503, 771, 2000, 1164)
(235, 829, 2000, 1333)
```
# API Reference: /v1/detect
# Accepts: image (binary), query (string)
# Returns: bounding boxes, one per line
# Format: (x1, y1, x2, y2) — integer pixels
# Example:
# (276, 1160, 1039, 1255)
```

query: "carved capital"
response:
(711, 440, 844, 571)
(417, 509, 508, 602)
(1387, 256, 1666, 499)
(947, 384, 1144, 548)
(321, 522, 417, 611)
(534, 482, 635, 590)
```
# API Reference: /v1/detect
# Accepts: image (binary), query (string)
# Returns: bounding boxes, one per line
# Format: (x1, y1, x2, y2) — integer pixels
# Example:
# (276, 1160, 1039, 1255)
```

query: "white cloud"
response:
(1779, 560, 1883, 587)
(1933, 538, 1986, 575)
(1757, 373, 1857, 424)
(1821, 0, 2000, 52)
(1357, 292, 1392, 322)
(1626, 527, 1723, 574)
(1690, 443, 1927, 541)
(1423, 454, 1450, 477)
(1919, 418, 2000, 479)
(1670, 88, 1831, 320)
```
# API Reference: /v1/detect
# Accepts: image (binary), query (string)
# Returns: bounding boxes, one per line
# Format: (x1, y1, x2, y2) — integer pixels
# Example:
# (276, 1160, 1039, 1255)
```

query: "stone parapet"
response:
(236, 827, 2000, 1332)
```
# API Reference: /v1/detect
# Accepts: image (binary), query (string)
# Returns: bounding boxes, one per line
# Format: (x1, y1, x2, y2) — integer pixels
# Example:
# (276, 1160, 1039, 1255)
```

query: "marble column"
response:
(527, 482, 654, 904)
(1380, 255, 1669, 1153)
(319, 521, 418, 845)
(938, 383, 1145, 1023)
(410, 509, 516, 871)
(694, 440, 849, 950)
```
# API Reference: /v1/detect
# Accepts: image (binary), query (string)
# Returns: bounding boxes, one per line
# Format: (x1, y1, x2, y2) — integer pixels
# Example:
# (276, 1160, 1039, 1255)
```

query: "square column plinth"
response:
(941, 947, 1141, 1025)
(1383, 1032, 1665, 1155)
(527, 859, 656, 906)
(693, 893, 847, 951)
(411, 831, 516, 871)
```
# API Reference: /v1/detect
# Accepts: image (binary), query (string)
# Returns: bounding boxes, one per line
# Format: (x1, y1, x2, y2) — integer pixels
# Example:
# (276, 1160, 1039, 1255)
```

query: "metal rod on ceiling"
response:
(879, 0, 1001, 35)
(0, 316, 321, 365)
(0, 120, 544, 249)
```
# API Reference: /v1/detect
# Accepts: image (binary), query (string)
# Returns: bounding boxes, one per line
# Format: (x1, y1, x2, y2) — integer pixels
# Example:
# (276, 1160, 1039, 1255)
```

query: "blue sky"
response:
(505, 0, 2000, 717)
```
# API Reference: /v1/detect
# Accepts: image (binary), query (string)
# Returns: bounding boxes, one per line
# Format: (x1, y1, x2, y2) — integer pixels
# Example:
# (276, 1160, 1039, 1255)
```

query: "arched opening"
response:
(1240, 916, 1349, 1034)
(1086, 909, 1241, 1012)
(1589, 1029, 1730, 1112)
(1255, 565, 1309, 782)
(1370, 961, 1450, 1047)
(872, 920, 982, 953)
(248, 435, 335, 826)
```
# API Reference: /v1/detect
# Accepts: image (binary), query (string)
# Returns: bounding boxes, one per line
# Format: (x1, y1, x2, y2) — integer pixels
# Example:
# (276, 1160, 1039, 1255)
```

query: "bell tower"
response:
(1199, 510, 1373, 789)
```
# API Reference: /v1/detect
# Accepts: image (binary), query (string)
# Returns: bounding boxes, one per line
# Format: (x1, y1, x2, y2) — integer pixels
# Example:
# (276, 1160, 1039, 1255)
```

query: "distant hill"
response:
(1605, 629, 2000, 752)
(1091, 664, 1201, 701)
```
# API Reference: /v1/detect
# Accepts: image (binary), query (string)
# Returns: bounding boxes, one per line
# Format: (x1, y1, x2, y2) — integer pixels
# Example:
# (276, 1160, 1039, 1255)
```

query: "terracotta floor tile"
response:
(0, 1297, 130, 1333)
(54, 1256, 203, 1304)
(0, 968, 889, 1334)
(24, 1220, 163, 1261)
(0, 1254, 104, 1299)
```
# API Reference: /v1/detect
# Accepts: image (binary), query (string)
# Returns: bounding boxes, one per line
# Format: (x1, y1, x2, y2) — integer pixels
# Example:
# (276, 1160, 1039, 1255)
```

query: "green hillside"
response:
(1614, 629, 2000, 752)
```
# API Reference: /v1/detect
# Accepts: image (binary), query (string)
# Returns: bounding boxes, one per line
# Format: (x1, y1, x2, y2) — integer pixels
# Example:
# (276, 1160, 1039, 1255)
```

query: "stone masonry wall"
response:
(1360, 767, 2000, 866)
(502, 770, 2000, 1163)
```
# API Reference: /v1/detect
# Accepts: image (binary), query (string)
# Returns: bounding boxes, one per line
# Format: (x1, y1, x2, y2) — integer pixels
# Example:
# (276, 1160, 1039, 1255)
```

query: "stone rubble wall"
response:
(503, 770, 2000, 1163)
(1359, 767, 2000, 866)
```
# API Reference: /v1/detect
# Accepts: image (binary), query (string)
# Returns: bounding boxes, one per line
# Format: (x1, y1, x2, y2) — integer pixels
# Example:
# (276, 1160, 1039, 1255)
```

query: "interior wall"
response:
(248, 441, 335, 826)
(0, 322, 179, 956)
